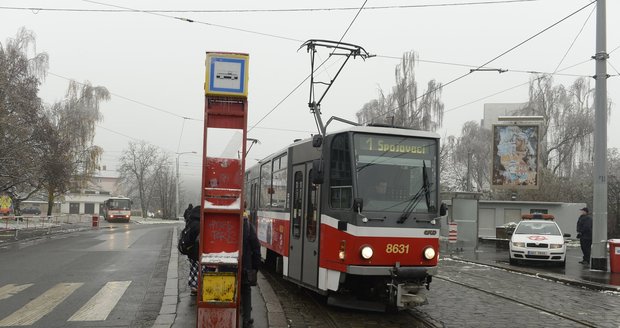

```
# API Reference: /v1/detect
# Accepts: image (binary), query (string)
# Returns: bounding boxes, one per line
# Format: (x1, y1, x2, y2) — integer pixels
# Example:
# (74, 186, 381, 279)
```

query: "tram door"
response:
(302, 166, 319, 287)
(288, 166, 305, 281)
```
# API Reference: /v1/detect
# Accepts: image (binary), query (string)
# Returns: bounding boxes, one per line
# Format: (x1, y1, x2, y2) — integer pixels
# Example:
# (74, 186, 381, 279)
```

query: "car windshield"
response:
(514, 221, 561, 235)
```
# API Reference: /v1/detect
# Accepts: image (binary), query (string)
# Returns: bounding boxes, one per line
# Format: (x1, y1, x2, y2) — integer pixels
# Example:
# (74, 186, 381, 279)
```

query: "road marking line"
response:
(68, 281, 131, 321)
(0, 284, 33, 301)
(0, 282, 82, 326)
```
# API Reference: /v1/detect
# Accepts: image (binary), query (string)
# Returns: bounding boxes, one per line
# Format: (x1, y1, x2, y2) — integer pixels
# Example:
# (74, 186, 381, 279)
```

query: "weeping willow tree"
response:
(40, 81, 110, 215)
(356, 50, 444, 131)
(0, 28, 48, 196)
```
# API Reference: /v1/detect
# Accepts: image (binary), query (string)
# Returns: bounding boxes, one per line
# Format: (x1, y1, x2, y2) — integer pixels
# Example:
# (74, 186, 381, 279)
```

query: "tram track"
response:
(260, 267, 443, 328)
(434, 273, 597, 327)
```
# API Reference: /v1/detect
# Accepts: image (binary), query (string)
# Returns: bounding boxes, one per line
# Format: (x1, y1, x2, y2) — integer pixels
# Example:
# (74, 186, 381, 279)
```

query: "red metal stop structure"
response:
(197, 52, 249, 327)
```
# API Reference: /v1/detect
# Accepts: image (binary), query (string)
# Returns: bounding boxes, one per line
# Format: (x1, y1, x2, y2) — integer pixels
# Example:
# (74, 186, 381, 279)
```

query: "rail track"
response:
(260, 267, 443, 328)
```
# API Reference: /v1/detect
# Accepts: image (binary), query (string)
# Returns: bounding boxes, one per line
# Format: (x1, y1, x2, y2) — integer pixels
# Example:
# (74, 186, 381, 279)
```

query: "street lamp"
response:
(176, 151, 196, 219)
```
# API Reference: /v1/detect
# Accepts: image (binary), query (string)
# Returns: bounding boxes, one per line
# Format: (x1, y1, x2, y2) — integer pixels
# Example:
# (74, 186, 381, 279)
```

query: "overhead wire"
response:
(444, 0, 601, 117)
(35, 0, 611, 145)
(81, 0, 303, 43)
(47, 71, 200, 121)
(551, 4, 595, 74)
(249, 0, 368, 133)
(375, 54, 591, 77)
(362, 0, 597, 124)
(0, 1, 544, 14)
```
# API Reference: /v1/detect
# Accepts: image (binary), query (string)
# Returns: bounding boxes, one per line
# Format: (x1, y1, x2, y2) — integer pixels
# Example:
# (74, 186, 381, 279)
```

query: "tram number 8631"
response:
(386, 244, 410, 254)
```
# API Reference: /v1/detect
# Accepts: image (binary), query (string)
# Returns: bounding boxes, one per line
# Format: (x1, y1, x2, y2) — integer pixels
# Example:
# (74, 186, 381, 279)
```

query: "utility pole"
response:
(591, 0, 608, 271)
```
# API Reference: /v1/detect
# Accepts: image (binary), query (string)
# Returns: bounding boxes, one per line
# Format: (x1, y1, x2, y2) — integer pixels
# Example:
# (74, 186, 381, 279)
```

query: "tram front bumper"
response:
(346, 265, 437, 277)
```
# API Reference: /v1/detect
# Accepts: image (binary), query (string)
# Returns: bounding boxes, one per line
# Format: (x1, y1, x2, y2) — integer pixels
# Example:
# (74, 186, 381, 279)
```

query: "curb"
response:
(257, 271, 288, 328)
(152, 226, 179, 328)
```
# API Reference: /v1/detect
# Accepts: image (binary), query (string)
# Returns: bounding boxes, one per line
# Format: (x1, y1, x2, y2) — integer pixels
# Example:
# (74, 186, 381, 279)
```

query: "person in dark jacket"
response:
(241, 212, 261, 328)
(183, 203, 193, 222)
(576, 207, 593, 264)
(185, 206, 201, 295)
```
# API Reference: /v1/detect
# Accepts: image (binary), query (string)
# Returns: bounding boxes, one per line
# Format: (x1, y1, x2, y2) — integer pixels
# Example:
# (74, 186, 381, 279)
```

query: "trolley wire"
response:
(379, 0, 596, 124)
(0, 1, 545, 14)
(81, 0, 303, 43)
(362, 0, 597, 125)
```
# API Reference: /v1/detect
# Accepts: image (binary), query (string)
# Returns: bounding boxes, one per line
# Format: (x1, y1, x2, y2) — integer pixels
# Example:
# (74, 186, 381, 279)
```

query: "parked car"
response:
(509, 218, 571, 267)
(21, 207, 41, 215)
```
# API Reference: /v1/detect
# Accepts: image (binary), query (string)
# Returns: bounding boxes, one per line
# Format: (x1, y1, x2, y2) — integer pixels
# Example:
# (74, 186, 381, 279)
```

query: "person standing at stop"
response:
(576, 207, 593, 265)
(241, 210, 260, 328)
(185, 206, 201, 295)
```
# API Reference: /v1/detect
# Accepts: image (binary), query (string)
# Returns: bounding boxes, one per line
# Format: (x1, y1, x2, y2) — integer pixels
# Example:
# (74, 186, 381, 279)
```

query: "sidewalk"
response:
(442, 239, 620, 292)
(155, 226, 288, 328)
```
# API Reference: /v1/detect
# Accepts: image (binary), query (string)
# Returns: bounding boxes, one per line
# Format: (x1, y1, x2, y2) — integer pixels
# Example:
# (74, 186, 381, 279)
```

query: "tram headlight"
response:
(339, 240, 346, 260)
(423, 247, 436, 260)
(360, 245, 374, 260)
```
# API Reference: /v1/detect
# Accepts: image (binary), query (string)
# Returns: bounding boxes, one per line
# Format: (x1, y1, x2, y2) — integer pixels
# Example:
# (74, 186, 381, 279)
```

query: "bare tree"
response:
(150, 155, 176, 219)
(356, 51, 444, 131)
(39, 80, 110, 215)
(119, 141, 161, 217)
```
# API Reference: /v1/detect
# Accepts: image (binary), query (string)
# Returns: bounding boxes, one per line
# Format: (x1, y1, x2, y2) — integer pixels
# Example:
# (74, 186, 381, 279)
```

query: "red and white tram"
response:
(244, 125, 443, 310)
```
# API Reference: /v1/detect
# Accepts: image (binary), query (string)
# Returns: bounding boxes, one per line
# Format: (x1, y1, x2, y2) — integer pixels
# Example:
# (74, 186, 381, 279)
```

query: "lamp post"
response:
(176, 151, 196, 219)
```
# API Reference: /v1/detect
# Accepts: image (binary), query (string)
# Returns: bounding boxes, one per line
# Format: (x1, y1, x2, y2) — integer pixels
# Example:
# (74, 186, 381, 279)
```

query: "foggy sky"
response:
(1, 0, 618, 199)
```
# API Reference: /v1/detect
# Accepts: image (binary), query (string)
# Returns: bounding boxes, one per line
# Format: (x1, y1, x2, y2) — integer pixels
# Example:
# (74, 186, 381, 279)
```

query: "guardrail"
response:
(0, 214, 93, 242)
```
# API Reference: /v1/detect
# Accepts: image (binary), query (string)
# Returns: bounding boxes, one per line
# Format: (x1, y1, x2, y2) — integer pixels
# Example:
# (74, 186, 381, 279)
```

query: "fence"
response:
(0, 214, 94, 243)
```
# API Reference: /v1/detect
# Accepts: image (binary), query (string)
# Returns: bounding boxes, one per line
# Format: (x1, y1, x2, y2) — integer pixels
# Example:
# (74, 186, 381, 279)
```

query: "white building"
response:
(60, 167, 124, 215)
(481, 102, 528, 130)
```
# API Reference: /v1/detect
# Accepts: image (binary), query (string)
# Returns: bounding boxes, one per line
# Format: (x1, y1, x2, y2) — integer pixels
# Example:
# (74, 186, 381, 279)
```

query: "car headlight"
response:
(549, 243, 563, 249)
(512, 242, 526, 248)
(423, 247, 436, 260)
(360, 246, 373, 260)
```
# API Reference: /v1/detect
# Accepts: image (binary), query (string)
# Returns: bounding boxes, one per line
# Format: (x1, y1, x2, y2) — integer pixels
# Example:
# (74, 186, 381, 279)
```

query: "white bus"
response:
(103, 196, 132, 223)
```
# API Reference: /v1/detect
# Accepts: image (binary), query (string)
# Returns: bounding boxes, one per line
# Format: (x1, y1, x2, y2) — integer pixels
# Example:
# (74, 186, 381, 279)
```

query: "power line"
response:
(81, 0, 303, 43)
(444, 58, 593, 114)
(249, 1, 370, 134)
(363, 0, 596, 124)
(551, 4, 595, 74)
(47, 72, 201, 121)
(375, 54, 591, 77)
(0, 1, 544, 14)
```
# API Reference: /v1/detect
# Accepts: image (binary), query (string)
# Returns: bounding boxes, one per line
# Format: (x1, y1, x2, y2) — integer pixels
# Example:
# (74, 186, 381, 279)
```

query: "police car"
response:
(509, 214, 571, 267)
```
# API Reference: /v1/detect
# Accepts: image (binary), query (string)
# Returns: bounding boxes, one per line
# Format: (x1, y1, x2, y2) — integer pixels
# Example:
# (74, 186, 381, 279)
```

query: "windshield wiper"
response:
(398, 161, 432, 224)
(397, 185, 426, 224)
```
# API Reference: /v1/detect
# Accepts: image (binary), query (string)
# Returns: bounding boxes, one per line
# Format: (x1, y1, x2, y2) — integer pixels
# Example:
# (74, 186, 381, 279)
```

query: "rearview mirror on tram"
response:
(353, 198, 363, 213)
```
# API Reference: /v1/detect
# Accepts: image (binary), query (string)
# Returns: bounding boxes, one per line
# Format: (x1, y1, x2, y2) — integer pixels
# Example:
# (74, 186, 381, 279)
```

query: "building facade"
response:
(60, 168, 124, 215)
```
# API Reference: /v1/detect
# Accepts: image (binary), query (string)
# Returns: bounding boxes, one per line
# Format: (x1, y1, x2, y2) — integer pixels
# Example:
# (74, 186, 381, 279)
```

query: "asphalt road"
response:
(0, 222, 175, 328)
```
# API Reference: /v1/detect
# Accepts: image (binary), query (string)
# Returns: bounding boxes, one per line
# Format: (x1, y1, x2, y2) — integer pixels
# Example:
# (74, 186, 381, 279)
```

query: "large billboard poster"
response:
(491, 124, 540, 189)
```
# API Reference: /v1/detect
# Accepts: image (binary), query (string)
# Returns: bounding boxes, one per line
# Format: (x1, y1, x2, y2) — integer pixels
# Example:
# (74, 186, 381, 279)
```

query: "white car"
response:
(509, 219, 571, 266)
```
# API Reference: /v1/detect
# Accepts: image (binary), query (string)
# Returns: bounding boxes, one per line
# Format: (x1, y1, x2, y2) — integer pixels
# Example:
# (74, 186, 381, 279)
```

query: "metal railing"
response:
(0, 214, 94, 242)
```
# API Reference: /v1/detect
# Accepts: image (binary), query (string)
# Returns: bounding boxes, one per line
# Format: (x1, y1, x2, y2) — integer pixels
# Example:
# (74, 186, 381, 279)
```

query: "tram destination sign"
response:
(354, 134, 435, 159)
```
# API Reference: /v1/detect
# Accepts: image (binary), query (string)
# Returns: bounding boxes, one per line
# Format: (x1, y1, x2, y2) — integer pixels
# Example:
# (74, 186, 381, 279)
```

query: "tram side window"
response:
(329, 133, 352, 209)
(292, 171, 303, 239)
(307, 170, 318, 242)
(271, 154, 288, 209)
(259, 162, 272, 209)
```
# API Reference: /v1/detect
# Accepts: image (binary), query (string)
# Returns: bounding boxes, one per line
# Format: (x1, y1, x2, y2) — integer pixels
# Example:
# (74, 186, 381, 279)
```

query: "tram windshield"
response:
(353, 134, 437, 212)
